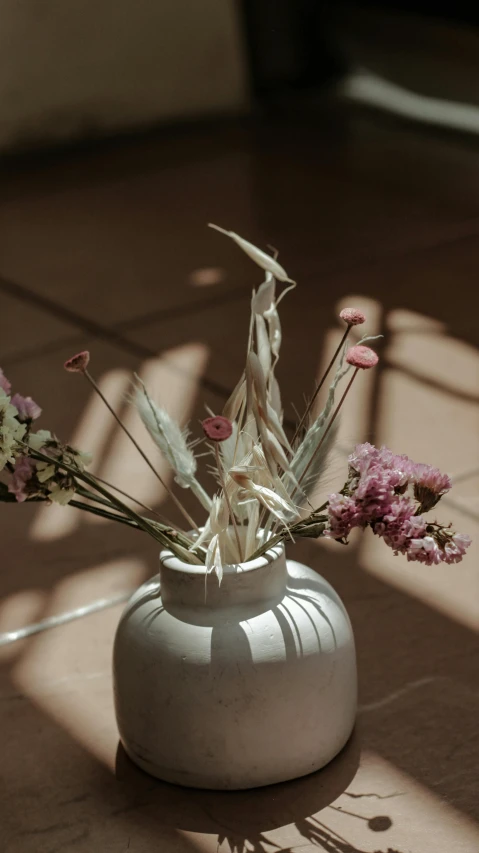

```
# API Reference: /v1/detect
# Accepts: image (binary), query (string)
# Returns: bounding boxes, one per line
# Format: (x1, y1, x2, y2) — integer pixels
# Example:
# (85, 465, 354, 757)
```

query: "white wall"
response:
(0, 1, 248, 150)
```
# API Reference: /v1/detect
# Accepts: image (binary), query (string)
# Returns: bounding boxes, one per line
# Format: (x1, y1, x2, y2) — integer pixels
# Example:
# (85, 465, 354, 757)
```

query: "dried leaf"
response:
(208, 224, 294, 283)
(266, 427, 294, 473)
(255, 314, 272, 376)
(223, 374, 246, 422)
(210, 495, 229, 533)
(264, 303, 282, 359)
(229, 470, 299, 523)
(252, 272, 275, 314)
(206, 534, 223, 584)
(245, 500, 260, 559)
(266, 402, 292, 453)
(268, 374, 283, 422)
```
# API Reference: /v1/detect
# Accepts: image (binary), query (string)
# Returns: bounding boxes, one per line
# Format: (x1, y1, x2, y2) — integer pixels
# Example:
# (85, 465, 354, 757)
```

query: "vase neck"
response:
(159, 544, 287, 609)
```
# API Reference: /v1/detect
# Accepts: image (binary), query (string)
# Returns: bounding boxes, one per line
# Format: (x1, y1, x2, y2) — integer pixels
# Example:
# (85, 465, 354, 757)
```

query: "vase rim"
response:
(160, 540, 284, 577)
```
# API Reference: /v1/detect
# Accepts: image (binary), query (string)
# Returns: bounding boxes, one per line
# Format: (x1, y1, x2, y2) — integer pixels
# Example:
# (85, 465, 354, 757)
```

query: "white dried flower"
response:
(0, 389, 26, 471)
(36, 462, 56, 483)
(48, 482, 75, 505)
(28, 430, 53, 452)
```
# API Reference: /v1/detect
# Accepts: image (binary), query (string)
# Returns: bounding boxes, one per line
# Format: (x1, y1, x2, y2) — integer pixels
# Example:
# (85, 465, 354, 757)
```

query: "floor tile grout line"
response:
(1, 288, 251, 368)
(114, 284, 251, 332)
(2, 214, 479, 365)
(0, 274, 251, 402)
(0, 273, 250, 354)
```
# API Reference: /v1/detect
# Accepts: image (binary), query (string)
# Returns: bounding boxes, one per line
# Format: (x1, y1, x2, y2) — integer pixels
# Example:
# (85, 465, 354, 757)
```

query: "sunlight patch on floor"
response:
(30, 368, 132, 542)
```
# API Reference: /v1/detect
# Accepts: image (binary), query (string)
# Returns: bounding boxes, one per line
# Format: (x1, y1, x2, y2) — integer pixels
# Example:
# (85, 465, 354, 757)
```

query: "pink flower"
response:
(348, 442, 380, 474)
(340, 307, 366, 326)
(373, 496, 426, 552)
(11, 394, 42, 423)
(413, 463, 452, 511)
(202, 416, 233, 442)
(324, 493, 365, 540)
(0, 368, 11, 394)
(346, 345, 379, 369)
(406, 536, 444, 565)
(64, 351, 90, 373)
(348, 444, 415, 487)
(8, 456, 37, 502)
(443, 533, 471, 563)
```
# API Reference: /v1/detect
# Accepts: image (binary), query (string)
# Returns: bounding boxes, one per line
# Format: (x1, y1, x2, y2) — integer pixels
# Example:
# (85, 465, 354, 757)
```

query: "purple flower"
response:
(406, 535, 444, 565)
(348, 442, 379, 474)
(354, 461, 407, 520)
(413, 463, 452, 511)
(324, 493, 364, 540)
(8, 456, 37, 502)
(373, 496, 426, 552)
(413, 463, 452, 494)
(443, 532, 472, 564)
(329, 442, 471, 563)
(0, 368, 11, 394)
(11, 394, 42, 423)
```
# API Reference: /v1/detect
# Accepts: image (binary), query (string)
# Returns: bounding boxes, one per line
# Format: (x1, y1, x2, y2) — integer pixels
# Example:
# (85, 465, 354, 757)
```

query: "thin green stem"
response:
(69, 499, 139, 528)
(74, 483, 195, 550)
(92, 473, 176, 526)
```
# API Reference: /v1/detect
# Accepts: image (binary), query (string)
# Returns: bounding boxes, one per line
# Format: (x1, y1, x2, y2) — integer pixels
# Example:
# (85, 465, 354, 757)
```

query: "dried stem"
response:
(296, 368, 360, 490)
(74, 484, 195, 551)
(83, 369, 198, 532)
(92, 472, 176, 527)
(291, 326, 351, 446)
(69, 499, 139, 528)
(23, 443, 202, 563)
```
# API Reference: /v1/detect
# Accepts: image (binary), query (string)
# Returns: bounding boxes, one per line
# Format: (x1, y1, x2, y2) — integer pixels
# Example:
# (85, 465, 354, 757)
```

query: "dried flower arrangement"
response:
(0, 226, 471, 580)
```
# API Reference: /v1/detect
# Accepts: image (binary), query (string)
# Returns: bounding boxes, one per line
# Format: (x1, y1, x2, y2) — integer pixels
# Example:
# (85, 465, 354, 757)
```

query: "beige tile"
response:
(2, 115, 479, 332)
(0, 145, 257, 325)
(121, 230, 479, 416)
(1, 115, 479, 853)
(0, 290, 76, 363)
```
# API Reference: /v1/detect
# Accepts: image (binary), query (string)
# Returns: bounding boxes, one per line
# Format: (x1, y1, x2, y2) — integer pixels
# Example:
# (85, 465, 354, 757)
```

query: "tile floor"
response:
(0, 109, 478, 852)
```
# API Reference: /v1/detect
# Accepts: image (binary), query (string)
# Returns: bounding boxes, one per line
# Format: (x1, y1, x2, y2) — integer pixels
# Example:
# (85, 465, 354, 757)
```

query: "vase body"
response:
(113, 543, 357, 789)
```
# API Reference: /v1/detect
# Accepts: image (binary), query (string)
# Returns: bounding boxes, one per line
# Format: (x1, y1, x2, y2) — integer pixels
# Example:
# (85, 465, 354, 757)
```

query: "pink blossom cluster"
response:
(0, 368, 42, 424)
(9, 456, 38, 503)
(324, 443, 471, 565)
(0, 366, 44, 501)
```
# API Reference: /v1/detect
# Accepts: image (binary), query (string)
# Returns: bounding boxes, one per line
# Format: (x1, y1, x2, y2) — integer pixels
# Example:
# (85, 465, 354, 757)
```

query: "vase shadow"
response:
(114, 729, 360, 836)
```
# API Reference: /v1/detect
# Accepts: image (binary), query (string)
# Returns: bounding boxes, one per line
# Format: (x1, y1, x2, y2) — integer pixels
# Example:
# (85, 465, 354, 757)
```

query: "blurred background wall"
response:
(0, 0, 248, 151)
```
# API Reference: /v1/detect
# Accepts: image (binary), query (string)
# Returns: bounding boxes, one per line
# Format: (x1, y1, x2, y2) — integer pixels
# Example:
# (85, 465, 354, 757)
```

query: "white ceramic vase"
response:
(113, 542, 357, 790)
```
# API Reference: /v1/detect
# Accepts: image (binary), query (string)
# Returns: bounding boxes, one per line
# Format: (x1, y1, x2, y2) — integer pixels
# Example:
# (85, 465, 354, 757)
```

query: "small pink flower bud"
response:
(202, 415, 233, 442)
(340, 307, 366, 326)
(64, 351, 90, 373)
(346, 345, 378, 369)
